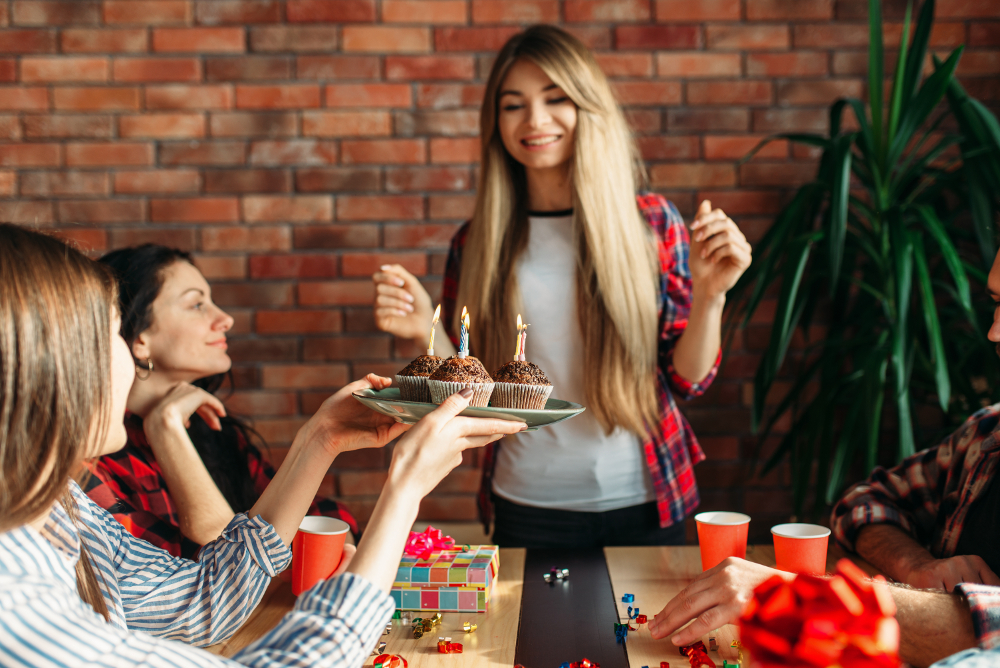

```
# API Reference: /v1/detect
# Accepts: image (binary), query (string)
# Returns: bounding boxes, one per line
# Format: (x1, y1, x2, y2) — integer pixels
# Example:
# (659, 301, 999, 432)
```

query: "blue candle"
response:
(458, 306, 468, 358)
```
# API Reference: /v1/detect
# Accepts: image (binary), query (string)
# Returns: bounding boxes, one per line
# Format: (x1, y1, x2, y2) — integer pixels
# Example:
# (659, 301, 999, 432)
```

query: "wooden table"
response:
(207, 545, 869, 667)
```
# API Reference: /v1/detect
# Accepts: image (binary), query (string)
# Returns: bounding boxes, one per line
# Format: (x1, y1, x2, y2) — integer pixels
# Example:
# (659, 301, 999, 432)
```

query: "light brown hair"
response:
(0, 223, 114, 620)
(457, 25, 661, 436)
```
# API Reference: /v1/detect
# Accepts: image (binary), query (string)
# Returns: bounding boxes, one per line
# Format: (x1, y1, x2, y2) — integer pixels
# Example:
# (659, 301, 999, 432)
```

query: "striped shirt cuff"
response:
(957, 583, 1000, 650)
(220, 514, 291, 577)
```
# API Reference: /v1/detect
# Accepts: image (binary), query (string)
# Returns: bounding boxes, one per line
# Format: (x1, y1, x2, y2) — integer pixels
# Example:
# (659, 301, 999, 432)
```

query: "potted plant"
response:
(731, 0, 1000, 517)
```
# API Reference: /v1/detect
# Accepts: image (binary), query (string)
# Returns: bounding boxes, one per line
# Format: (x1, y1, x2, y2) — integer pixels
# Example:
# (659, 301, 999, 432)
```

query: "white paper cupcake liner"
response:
(395, 375, 431, 403)
(427, 379, 495, 407)
(490, 382, 553, 410)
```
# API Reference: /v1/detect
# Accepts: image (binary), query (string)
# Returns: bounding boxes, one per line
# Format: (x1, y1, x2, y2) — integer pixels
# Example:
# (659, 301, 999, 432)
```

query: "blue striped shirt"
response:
(0, 481, 395, 667)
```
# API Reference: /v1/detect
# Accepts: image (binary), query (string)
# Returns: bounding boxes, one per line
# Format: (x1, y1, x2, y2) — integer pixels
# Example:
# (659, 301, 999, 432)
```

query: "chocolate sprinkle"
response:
(493, 361, 551, 385)
(397, 355, 443, 377)
(429, 356, 493, 383)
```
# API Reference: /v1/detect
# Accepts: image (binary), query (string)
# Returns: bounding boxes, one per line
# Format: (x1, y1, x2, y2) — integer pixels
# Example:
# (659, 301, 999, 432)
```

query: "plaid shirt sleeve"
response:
(830, 405, 1000, 553)
(956, 583, 1000, 650)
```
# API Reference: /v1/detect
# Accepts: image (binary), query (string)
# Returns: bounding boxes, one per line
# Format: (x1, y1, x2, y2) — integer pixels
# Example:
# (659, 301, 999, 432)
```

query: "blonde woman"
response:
(373, 25, 752, 548)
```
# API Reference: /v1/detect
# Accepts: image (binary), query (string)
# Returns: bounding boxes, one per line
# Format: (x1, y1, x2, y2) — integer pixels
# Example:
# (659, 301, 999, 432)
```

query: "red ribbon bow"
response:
(404, 526, 458, 560)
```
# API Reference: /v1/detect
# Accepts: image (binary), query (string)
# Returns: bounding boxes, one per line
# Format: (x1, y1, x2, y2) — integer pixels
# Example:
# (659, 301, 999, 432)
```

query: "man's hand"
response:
(647, 557, 790, 647)
(902, 554, 1000, 591)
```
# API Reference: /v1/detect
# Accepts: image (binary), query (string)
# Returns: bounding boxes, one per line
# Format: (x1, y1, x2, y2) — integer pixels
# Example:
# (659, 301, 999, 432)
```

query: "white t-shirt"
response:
(491, 212, 657, 512)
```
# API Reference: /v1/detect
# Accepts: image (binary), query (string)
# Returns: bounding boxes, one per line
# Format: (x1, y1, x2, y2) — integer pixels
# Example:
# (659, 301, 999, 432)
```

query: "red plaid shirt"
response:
(84, 413, 358, 559)
(442, 193, 720, 530)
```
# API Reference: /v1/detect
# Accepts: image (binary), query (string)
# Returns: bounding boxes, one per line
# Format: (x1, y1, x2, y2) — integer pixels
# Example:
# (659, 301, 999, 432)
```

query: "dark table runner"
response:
(514, 548, 629, 668)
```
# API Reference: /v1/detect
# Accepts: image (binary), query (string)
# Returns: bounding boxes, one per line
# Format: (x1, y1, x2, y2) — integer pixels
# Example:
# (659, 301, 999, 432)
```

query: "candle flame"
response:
(428, 304, 441, 353)
(432, 304, 441, 325)
(517, 313, 522, 330)
(514, 314, 523, 358)
(462, 308, 470, 336)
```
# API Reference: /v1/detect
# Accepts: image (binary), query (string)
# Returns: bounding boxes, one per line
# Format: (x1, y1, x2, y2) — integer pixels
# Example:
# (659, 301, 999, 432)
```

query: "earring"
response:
(135, 358, 153, 381)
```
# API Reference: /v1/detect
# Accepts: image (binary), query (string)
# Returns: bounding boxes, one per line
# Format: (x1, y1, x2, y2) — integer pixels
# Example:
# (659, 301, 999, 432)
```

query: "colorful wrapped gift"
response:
(391, 544, 500, 613)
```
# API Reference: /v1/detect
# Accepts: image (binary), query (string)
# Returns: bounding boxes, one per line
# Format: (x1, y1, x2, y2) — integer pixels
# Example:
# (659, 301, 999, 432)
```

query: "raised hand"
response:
(688, 200, 752, 300)
(305, 374, 411, 457)
(146, 382, 226, 434)
(372, 264, 436, 341)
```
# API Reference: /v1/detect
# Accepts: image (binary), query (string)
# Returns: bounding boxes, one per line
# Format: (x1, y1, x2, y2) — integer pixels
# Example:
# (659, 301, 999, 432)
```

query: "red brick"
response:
(396, 110, 478, 136)
(0, 115, 19, 140)
(746, 0, 832, 20)
(649, 163, 736, 188)
(955, 50, 1000, 76)
(613, 81, 681, 106)
(739, 162, 819, 187)
(224, 390, 296, 416)
(206, 55, 292, 81)
(657, 52, 740, 78)
(150, 197, 239, 223)
(301, 111, 391, 138)
(23, 115, 110, 139)
(249, 253, 337, 279)
(594, 53, 653, 78)
(0, 59, 15, 82)
(969, 23, 1000, 47)
(696, 189, 785, 215)
(235, 84, 320, 110)
(384, 223, 460, 248)
(152, 27, 245, 53)
(256, 310, 343, 335)
(0, 143, 60, 167)
(688, 81, 772, 106)
(777, 80, 863, 106)
(61, 28, 147, 53)
(213, 282, 294, 307)
(324, 83, 411, 109)
(753, 108, 827, 133)
(0, 201, 54, 224)
(294, 224, 379, 248)
(0, 29, 56, 53)
(12, 1, 100, 25)
(304, 336, 391, 361)
(429, 137, 479, 163)
(429, 194, 474, 220)
(384, 0, 466, 23)
(470, 0, 558, 23)
(67, 142, 153, 168)
(51, 228, 107, 252)
(249, 25, 339, 52)
(636, 135, 699, 160)
(386, 166, 471, 192)
(286, 0, 374, 21)
(21, 171, 108, 197)
(668, 108, 748, 132)
(418, 495, 477, 521)
(297, 55, 378, 80)
(247, 139, 336, 165)
(888, 22, 966, 47)
(344, 26, 430, 53)
(104, 1, 190, 24)
(707, 24, 790, 50)
(21, 56, 107, 83)
(565, 0, 650, 22)
(0, 86, 47, 110)
(261, 364, 348, 389)
(57, 199, 144, 224)
(113, 57, 200, 82)
(338, 195, 423, 221)
(564, 26, 612, 49)
(615, 25, 700, 50)
(341, 252, 426, 277)
(243, 194, 333, 223)
(415, 83, 484, 110)
(204, 168, 290, 193)
(190, 254, 246, 280)
(110, 227, 197, 249)
(703, 135, 788, 160)
(385, 55, 474, 81)
(195, 0, 280, 24)
(434, 26, 521, 51)
(342, 139, 426, 165)
(654, 0, 739, 20)
(0, 5, 7, 26)
(937, 0, 1000, 18)
(120, 113, 204, 139)
(160, 141, 246, 165)
(202, 225, 291, 252)
(792, 24, 867, 48)
(295, 167, 380, 192)
(209, 111, 297, 137)
(147, 84, 233, 110)
(748, 52, 829, 77)
(115, 169, 199, 194)
(624, 108, 663, 133)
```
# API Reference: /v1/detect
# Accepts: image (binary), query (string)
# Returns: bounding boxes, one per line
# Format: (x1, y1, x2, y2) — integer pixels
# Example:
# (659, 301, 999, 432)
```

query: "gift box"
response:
(390, 545, 500, 613)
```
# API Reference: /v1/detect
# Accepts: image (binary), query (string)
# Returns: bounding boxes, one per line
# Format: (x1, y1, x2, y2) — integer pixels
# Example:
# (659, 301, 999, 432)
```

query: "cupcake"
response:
(395, 355, 444, 403)
(427, 356, 495, 407)
(491, 360, 553, 409)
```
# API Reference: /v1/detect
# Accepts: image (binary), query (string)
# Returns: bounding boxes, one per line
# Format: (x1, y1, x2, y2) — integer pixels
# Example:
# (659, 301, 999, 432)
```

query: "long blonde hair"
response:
(457, 25, 661, 436)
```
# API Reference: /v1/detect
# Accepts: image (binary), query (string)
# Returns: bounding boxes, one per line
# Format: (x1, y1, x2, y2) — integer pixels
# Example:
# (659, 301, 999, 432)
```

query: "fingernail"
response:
(381, 264, 391, 270)
(459, 388, 474, 399)
(394, 279, 405, 287)
(406, 294, 414, 303)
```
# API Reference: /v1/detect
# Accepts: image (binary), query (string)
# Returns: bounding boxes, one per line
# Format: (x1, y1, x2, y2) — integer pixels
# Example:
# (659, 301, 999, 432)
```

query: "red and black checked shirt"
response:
(84, 413, 358, 559)
(442, 193, 720, 530)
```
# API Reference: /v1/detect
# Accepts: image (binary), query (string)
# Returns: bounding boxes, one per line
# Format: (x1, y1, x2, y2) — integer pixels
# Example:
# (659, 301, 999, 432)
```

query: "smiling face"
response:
(496, 58, 578, 176)
(132, 260, 234, 383)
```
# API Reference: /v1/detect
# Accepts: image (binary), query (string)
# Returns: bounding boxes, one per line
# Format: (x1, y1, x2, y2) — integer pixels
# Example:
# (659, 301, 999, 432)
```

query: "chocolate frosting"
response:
(493, 360, 551, 385)
(429, 356, 493, 383)
(397, 355, 443, 377)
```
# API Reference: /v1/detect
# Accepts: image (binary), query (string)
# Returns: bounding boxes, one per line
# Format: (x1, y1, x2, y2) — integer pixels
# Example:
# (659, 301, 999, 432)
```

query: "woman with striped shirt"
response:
(0, 223, 524, 667)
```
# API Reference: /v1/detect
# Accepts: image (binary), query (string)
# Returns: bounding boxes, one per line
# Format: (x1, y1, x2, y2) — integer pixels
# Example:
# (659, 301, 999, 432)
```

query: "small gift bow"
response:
(739, 558, 901, 668)
(373, 655, 407, 668)
(404, 526, 461, 560)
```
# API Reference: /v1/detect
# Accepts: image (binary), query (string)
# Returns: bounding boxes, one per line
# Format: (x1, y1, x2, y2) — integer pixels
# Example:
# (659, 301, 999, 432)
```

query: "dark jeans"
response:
(490, 493, 686, 549)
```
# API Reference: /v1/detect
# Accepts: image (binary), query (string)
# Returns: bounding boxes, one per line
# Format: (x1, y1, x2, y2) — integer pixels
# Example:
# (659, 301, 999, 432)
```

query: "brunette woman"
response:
(373, 25, 752, 548)
(86, 245, 355, 559)
(0, 223, 523, 666)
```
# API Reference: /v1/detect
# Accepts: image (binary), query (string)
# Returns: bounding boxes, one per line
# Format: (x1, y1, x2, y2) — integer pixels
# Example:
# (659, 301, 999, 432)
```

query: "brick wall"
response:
(3, 0, 998, 538)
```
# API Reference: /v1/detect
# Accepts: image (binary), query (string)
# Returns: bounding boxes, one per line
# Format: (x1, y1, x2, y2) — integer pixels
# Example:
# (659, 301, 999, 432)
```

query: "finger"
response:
(691, 199, 712, 228)
(652, 586, 725, 643)
(365, 373, 394, 391)
(372, 271, 406, 288)
(670, 606, 725, 647)
(981, 565, 1000, 586)
(196, 404, 223, 431)
(379, 264, 418, 286)
(375, 283, 416, 303)
(459, 431, 520, 449)
(426, 388, 473, 424)
(648, 577, 717, 636)
(332, 544, 356, 577)
(375, 307, 411, 322)
(699, 231, 733, 258)
(450, 416, 529, 438)
(374, 295, 415, 313)
(691, 217, 732, 242)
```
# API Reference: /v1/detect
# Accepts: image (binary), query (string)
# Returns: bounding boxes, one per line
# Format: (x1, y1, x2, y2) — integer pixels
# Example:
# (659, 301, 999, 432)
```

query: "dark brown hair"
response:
(0, 223, 114, 620)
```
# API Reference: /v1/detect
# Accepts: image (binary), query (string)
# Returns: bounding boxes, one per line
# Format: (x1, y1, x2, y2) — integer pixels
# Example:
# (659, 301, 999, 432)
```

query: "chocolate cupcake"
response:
(491, 360, 553, 409)
(427, 356, 495, 407)
(395, 355, 443, 403)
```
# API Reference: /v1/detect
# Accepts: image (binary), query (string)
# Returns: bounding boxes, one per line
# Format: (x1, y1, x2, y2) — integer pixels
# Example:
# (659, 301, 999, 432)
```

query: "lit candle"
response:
(519, 323, 529, 362)
(513, 314, 523, 361)
(427, 304, 441, 356)
(458, 306, 469, 359)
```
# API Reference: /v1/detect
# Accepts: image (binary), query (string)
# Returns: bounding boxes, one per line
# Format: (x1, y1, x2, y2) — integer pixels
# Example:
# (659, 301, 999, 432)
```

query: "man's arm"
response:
(892, 584, 976, 667)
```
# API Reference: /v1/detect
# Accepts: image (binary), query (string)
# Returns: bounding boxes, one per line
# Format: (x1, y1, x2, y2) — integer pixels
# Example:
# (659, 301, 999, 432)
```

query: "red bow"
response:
(404, 526, 458, 560)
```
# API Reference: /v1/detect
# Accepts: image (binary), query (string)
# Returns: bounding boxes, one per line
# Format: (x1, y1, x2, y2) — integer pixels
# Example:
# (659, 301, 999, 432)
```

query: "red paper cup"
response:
(695, 511, 751, 571)
(771, 523, 830, 575)
(292, 516, 350, 596)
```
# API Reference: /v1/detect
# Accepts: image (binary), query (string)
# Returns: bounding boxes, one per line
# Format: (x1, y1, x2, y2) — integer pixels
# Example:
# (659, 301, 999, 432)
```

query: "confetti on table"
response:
(463, 621, 477, 633)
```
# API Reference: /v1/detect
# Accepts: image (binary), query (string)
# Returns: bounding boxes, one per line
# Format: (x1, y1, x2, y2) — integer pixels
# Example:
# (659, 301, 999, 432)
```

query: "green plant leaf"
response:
(887, 1, 912, 145)
(891, 223, 916, 458)
(913, 234, 951, 409)
(828, 133, 856, 291)
(868, 0, 884, 160)
(740, 133, 828, 164)
(915, 204, 972, 313)
(901, 0, 934, 107)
